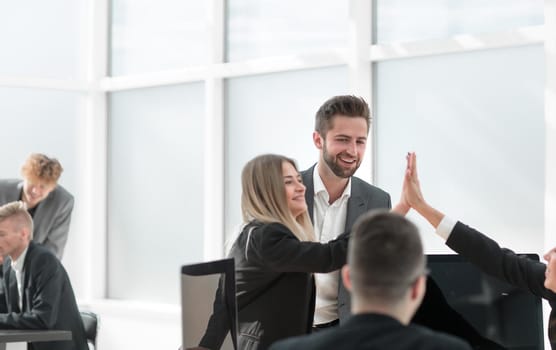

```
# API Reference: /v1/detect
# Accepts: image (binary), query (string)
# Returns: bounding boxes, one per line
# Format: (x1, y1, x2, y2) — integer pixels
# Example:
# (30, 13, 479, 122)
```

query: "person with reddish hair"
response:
(0, 153, 73, 259)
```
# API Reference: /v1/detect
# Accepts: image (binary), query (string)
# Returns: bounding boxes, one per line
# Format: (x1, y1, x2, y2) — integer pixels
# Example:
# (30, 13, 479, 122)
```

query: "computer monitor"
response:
(418, 254, 544, 350)
(181, 258, 238, 350)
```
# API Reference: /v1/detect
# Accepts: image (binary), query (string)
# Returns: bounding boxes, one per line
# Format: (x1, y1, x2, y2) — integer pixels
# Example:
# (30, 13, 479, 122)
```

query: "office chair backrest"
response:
(80, 310, 99, 349)
(181, 258, 238, 350)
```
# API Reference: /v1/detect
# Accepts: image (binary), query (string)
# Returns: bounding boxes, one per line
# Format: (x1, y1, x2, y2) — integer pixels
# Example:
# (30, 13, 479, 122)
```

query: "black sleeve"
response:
(447, 221, 556, 301)
(248, 223, 349, 273)
(0, 256, 65, 329)
(0, 271, 7, 313)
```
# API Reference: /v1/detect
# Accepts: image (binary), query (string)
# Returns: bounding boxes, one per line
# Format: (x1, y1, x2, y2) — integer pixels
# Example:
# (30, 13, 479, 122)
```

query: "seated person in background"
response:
(0, 201, 87, 350)
(270, 211, 472, 350)
(403, 152, 556, 348)
(196, 154, 411, 350)
(0, 153, 74, 259)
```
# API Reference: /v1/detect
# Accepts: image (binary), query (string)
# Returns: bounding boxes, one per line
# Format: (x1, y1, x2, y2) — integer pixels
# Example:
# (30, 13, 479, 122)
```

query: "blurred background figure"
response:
(0, 153, 74, 259)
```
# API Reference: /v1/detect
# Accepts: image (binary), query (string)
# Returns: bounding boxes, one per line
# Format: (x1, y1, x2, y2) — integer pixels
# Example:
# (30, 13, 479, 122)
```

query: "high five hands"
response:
(397, 152, 445, 228)
(392, 152, 424, 215)
(403, 152, 426, 210)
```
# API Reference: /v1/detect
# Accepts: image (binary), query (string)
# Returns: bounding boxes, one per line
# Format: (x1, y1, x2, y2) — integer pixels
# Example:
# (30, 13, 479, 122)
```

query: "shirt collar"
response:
(11, 246, 29, 273)
(312, 165, 352, 202)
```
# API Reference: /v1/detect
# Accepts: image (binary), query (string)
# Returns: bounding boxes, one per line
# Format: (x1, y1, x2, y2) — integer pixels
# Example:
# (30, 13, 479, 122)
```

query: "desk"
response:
(0, 330, 71, 350)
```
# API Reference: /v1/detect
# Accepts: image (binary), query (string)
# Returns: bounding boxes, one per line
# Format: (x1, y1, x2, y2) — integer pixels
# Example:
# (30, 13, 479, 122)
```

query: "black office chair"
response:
(181, 258, 238, 350)
(80, 310, 99, 350)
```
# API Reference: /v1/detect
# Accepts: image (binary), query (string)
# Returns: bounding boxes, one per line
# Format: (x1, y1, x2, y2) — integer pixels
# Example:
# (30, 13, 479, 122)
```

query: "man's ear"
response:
(20, 226, 31, 242)
(341, 264, 352, 292)
(313, 131, 324, 150)
(410, 275, 427, 303)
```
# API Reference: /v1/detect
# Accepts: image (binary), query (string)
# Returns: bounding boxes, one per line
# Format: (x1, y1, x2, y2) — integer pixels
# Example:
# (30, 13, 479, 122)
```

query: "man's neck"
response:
(317, 162, 350, 204)
(21, 192, 38, 210)
(10, 248, 26, 263)
(351, 300, 413, 325)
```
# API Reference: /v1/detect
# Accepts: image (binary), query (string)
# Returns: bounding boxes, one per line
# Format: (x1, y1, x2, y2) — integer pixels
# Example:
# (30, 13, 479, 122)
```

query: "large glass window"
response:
(227, 0, 347, 62)
(0, 87, 86, 293)
(0, 87, 83, 191)
(225, 66, 348, 241)
(108, 83, 204, 303)
(374, 45, 545, 253)
(0, 0, 86, 79)
(110, 0, 208, 76)
(375, 0, 543, 44)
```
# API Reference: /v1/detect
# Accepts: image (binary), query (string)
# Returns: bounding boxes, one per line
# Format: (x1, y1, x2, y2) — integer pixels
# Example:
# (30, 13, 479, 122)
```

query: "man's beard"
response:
(322, 143, 360, 178)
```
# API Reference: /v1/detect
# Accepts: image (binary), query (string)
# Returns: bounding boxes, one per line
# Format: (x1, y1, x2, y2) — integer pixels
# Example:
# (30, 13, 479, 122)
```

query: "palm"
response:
(403, 153, 424, 208)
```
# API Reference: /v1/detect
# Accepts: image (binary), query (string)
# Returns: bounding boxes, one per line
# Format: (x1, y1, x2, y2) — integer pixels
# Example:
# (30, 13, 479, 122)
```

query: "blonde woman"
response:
(197, 154, 408, 350)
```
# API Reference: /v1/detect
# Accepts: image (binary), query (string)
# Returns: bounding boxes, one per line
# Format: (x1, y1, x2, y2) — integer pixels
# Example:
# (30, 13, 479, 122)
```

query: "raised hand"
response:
(402, 152, 426, 210)
(391, 153, 412, 215)
(402, 152, 445, 228)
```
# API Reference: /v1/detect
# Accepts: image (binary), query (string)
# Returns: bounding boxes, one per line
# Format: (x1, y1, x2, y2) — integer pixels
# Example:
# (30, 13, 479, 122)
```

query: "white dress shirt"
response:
(436, 215, 458, 240)
(312, 166, 351, 325)
(11, 247, 29, 310)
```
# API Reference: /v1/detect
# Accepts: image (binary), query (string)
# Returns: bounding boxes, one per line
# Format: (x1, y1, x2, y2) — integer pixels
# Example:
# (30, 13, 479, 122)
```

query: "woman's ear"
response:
(341, 264, 352, 292)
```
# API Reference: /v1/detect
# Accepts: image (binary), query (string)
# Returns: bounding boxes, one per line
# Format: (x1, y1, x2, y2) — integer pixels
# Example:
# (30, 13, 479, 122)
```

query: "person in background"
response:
(403, 152, 556, 348)
(0, 153, 74, 259)
(301, 95, 392, 329)
(269, 210, 472, 350)
(0, 201, 87, 350)
(195, 153, 410, 350)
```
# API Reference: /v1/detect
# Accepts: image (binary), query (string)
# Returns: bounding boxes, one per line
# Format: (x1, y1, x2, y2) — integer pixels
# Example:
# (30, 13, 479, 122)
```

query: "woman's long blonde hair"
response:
(241, 154, 315, 242)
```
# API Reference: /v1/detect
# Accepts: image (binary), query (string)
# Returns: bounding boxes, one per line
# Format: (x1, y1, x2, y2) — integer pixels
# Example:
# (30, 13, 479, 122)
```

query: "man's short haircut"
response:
(348, 210, 425, 304)
(314, 95, 371, 136)
(0, 201, 34, 238)
(21, 153, 63, 184)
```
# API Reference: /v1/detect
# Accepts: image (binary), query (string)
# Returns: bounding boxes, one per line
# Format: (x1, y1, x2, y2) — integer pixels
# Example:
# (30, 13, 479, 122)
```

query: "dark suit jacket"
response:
(269, 313, 472, 350)
(445, 221, 556, 348)
(0, 241, 88, 350)
(0, 179, 74, 259)
(301, 165, 391, 321)
(200, 221, 349, 350)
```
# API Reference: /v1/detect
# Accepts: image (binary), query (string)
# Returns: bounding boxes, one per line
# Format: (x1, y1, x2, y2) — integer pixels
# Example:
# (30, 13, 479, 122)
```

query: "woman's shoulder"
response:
(230, 221, 296, 260)
(251, 221, 293, 236)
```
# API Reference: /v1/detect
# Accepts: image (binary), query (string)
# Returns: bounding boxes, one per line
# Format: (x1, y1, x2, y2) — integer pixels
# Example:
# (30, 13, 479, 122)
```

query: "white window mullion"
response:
(545, 0, 556, 252)
(0, 76, 87, 91)
(370, 26, 544, 62)
(204, 0, 226, 259)
(348, 0, 373, 183)
(84, 0, 109, 300)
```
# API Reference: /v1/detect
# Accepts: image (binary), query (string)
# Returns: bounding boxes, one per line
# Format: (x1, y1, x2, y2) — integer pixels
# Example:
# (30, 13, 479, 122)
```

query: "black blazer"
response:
(0, 242, 88, 350)
(269, 313, 472, 350)
(0, 179, 74, 259)
(301, 165, 391, 321)
(200, 221, 349, 350)
(446, 221, 556, 348)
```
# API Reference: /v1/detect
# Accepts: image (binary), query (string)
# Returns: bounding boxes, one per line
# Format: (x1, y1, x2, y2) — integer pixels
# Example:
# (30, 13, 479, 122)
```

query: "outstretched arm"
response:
(402, 152, 555, 298)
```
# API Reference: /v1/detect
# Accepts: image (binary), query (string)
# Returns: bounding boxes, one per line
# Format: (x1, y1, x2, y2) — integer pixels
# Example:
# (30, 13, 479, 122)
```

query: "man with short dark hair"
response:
(269, 211, 471, 350)
(302, 95, 395, 328)
(0, 201, 87, 350)
(0, 153, 74, 259)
